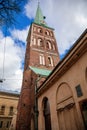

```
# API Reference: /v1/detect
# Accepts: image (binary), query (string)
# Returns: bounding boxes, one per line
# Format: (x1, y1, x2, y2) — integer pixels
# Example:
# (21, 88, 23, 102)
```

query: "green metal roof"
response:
(29, 66, 51, 76)
(34, 3, 47, 26)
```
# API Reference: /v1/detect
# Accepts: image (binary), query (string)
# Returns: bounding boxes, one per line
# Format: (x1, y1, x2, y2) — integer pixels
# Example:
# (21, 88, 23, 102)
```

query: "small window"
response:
(33, 38, 36, 45)
(38, 28, 42, 33)
(48, 56, 53, 66)
(38, 38, 43, 47)
(0, 106, 5, 115)
(45, 30, 50, 35)
(40, 54, 45, 65)
(53, 44, 55, 50)
(75, 85, 83, 97)
(0, 121, 3, 128)
(9, 107, 13, 116)
(46, 41, 51, 49)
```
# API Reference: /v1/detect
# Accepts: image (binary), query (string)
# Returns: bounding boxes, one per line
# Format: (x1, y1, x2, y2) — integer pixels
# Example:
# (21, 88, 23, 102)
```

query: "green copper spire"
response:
(34, 2, 47, 26)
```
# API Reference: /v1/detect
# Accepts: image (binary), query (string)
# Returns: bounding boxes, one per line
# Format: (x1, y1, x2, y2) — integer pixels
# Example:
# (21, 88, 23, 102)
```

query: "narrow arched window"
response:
(40, 54, 45, 65)
(52, 44, 55, 50)
(45, 30, 50, 36)
(38, 28, 42, 33)
(46, 41, 51, 49)
(33, 38, 36, 45)
(38, 38, 43, 47)
(50, 32, 53, 37)
(48, 56, 53, 66)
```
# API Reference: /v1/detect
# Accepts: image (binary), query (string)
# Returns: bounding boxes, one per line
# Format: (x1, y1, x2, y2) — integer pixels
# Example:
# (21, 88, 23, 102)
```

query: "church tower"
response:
(25, 3, 60, 71)
(16, 3, 60, 130)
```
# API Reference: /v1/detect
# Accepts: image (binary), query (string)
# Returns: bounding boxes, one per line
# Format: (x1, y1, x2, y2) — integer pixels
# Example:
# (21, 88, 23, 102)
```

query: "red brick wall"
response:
(16, 69, 37, 130)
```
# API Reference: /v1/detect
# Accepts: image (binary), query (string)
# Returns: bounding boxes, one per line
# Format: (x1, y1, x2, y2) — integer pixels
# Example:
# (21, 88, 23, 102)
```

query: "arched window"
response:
(40, 54, 45, 65)
(38, 38, 43, 47)
(38, 28, 42, 33)
(48, 56, 53, 66)
(52, 44, 55, 50)
(33, 38, 36, 45)
(43, 97, 52, 130)
(45, 30, 50, 36)
(46, 41, 51, 49)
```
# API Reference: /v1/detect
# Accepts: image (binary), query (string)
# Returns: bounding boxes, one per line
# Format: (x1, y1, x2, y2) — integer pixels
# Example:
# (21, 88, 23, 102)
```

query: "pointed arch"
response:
(56, 83, 79, 130)
(38, 38, 43, 47)
(38, 28, 42, 33)
(56, 82, 73, 109)
(46, 41, 51, 49)
(42, 97, 52, 130)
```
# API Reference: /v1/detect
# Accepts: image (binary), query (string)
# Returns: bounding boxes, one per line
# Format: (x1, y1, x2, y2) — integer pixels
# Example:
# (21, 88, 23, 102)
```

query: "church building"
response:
(16, 2, 87, 130)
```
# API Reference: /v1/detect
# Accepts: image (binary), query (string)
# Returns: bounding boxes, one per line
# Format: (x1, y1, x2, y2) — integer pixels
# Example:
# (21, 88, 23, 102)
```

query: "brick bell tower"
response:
(16, 2, 60, 130)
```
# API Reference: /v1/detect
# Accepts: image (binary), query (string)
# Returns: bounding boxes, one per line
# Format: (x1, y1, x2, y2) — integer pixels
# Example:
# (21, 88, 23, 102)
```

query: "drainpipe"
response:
(35, 77, 39, 130)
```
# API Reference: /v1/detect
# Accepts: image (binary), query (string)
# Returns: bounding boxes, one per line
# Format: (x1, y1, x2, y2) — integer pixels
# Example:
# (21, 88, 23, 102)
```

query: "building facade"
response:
(37, 30, 87, 130)
(16, 3, 60, 130)
(0, 90, 19, 130)
(16, 2, 87, 130)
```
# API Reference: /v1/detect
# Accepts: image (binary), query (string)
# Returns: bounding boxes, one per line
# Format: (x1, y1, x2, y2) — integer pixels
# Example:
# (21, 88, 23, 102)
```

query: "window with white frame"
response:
(46, 41, 51, 49)
(53, 44, 55, 50)
(38, 38, 43, 47)
(33, 38, 36, 45)
(48, 56, 53, 66)
(45, 30, 50, 35)
(40, 54, 45, 65)
(38, 28, 42, 33)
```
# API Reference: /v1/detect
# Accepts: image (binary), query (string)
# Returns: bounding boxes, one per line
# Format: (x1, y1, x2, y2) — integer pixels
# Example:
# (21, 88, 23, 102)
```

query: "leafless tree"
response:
(0, 0, 27, 26)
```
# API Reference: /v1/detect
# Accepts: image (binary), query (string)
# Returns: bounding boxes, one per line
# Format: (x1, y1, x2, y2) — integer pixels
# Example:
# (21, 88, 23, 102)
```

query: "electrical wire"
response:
(0, 24, 26, 83)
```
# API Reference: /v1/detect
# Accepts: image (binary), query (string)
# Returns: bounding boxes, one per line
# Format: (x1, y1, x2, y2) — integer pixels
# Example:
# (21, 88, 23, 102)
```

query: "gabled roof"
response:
(29, 66, 51, 77)
(34, 3, 47, 26)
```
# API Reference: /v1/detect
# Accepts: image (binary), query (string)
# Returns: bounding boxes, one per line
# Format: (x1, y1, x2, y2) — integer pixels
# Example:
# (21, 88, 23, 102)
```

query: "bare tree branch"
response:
(0, 0, 27, 26)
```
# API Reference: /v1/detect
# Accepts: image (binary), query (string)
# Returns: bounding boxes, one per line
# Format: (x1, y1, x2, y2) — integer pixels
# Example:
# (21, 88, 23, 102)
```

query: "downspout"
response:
(35, 76, 40, 130)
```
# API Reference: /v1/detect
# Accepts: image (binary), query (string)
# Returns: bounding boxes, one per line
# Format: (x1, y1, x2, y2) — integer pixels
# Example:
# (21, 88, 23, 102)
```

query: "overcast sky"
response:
(0, 0, 87, 92)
